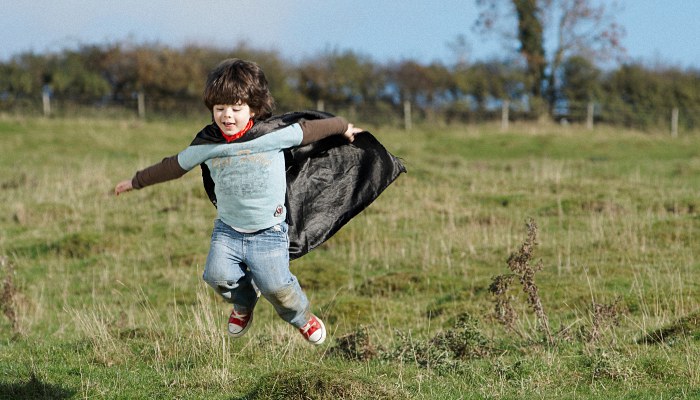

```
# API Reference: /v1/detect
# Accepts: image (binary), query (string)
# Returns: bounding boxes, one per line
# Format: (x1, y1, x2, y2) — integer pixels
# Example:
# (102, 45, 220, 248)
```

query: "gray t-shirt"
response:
(177, 124, 303, 231)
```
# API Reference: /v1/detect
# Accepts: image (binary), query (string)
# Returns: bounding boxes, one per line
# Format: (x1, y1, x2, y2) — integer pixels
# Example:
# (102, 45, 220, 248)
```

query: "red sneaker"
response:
(228, 306, 253, 338)
(299, 314, 327, 345)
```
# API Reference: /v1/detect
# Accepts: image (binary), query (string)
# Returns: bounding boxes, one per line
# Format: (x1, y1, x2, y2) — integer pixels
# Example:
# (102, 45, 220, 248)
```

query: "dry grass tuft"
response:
(490, 218, 552, 344)
(242, 367, 406, 400)
(587, 298, 623, 344)
(381, 313, 490, 372)
(329, 325, 378, 361)
(68, 306, 129, 366)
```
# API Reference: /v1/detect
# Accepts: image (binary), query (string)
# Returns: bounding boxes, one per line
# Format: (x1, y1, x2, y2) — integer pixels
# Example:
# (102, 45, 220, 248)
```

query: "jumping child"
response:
(114, 58, 363, 345)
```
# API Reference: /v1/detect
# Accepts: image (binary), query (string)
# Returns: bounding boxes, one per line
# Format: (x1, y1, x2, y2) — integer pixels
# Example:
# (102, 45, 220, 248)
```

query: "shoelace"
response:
(229, 310, 250, 323)
(300, 319, 319, 336)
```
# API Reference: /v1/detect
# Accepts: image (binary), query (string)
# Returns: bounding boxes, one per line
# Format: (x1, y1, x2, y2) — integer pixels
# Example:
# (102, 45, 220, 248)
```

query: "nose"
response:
(223, 107, 234, 120)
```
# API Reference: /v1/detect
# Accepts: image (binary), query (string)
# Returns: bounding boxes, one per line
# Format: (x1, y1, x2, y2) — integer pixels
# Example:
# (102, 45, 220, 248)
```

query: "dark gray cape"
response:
(191, 111, 406, 260)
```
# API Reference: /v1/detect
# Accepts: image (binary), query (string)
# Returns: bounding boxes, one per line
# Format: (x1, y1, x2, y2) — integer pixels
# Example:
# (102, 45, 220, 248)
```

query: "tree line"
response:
(1, 41, 699, 131)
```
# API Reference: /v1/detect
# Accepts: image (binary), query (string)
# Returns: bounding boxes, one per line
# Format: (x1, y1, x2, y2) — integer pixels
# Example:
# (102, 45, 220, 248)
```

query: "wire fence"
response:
(2, 92, 699, 135)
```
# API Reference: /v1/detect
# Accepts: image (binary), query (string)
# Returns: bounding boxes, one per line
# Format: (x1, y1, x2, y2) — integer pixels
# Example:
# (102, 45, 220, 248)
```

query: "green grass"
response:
(1, 115, 700, 399)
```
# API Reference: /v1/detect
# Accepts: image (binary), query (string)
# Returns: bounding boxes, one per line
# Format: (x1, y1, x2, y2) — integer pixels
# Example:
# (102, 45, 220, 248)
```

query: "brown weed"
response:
(329, 326, 378, 361)
(491, 218, 553, 344)
(488, 273, 519, 334)
(587, 298, 623, 344)
(0, 256, 19, 335)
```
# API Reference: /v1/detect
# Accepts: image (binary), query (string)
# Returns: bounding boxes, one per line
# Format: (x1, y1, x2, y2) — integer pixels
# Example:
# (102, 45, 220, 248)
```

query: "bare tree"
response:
(474, 0, 625, 112)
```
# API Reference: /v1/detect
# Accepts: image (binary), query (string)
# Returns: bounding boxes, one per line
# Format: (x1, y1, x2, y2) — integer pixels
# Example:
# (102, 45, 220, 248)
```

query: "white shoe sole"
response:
(228, 311, 253, 338)
(307, 317, 326, 345)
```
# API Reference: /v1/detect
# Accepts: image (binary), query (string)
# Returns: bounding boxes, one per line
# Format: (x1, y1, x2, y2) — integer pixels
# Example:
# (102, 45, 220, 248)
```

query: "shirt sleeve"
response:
(261, 123, 304, 149)
(131, 155, 187, 189)
(176, 144, 217, 171)
(131, 144, 216, 189)
(299, 117, 349, 145)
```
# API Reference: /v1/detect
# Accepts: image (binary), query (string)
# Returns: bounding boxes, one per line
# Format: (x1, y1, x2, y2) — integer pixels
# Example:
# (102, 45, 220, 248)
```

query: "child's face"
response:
(213, 102, 255, 136)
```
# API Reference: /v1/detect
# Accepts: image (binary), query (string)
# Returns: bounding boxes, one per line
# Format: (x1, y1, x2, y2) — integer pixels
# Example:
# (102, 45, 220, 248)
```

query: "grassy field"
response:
(1, 115, 699, 399)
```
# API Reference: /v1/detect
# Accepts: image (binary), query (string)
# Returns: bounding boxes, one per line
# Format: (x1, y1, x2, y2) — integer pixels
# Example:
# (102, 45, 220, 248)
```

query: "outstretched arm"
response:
(113, 154, 187, 196)
(299, 117, 364, 145)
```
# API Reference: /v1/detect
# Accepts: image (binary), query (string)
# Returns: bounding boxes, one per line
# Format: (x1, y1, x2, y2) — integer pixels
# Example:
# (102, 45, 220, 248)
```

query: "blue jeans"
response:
(202, 219, 310, 328)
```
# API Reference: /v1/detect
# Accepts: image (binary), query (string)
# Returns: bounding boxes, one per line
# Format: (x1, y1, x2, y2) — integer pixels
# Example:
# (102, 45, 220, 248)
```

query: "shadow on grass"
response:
(0, 374, 75, 400)
(638, 310, 700, 345)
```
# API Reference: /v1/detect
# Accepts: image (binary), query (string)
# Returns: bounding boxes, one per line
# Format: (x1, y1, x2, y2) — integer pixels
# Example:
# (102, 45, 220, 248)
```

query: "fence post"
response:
(671, 107, 679, 138)
(501, 100, 509, 131)
(42, 86, 51, 117)
(586, 102, 594, 130)
(403, 100, 412, 131)
(137, 91, 146, 119)
(316, 99, 325, 112)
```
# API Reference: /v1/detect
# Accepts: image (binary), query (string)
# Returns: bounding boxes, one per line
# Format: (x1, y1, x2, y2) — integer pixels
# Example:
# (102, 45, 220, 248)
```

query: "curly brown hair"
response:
(203, 59, 275, 120)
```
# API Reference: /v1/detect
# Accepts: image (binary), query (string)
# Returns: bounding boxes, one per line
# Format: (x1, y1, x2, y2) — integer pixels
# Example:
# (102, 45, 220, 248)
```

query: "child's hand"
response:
(344, 123, 364, 143)
(114, 179, 133, 196)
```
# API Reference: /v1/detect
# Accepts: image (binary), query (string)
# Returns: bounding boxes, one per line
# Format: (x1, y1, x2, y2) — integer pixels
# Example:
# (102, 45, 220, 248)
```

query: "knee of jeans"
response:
(266, 283, 304, 311)
(203, 265, 234, 286)
(202, 273, 239, 300)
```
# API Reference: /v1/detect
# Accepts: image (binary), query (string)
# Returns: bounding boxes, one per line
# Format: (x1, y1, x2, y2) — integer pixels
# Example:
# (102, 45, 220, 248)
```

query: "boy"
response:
(114, 59, 362, 345)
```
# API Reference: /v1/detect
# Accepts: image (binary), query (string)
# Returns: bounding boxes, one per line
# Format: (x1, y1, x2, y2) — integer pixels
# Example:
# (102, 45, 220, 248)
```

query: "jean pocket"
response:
(264, 223, 289, 248)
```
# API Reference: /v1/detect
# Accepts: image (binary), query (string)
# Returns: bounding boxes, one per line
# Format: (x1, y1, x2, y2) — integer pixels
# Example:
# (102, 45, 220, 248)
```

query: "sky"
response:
(1, 0, 699, 69)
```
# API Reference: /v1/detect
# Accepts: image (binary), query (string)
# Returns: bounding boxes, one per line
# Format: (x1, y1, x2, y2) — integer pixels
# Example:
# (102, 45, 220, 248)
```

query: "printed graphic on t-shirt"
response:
(213, 150, 273, 197)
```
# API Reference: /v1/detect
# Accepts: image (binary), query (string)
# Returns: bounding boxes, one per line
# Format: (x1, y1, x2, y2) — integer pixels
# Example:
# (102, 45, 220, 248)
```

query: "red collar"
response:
(221, 119, 254, 142)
